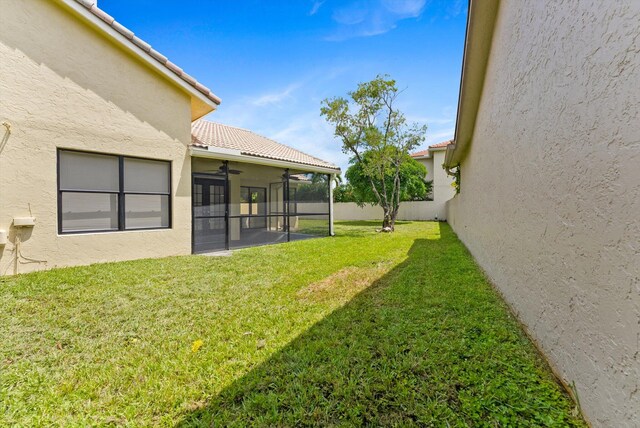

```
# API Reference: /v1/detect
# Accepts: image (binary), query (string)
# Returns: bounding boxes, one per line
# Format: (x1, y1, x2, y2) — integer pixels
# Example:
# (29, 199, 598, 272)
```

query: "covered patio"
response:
(190, 121, 340, 253)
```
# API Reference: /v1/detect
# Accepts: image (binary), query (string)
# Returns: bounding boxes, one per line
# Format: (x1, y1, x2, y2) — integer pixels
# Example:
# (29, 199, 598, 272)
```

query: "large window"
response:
(58, 150, 171, 234)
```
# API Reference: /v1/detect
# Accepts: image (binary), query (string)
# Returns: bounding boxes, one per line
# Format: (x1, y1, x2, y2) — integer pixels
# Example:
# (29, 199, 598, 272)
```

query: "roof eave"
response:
(445, 0, 501, 168)
(190, 146, 341, 175)
(56, 0, 219, 121)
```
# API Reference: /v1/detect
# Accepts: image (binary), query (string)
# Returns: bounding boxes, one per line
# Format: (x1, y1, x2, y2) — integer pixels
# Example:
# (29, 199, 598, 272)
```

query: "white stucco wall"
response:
(415, 156, 435, 183)
(335, 201, 446, 221)
(0, 0, 194, 274)
(431, 150, 456, 203)
(446, 2, 640, 426)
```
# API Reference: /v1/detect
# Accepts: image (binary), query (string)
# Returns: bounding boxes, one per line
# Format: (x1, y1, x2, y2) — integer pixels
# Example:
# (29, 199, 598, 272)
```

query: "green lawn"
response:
(0, 221, 584, 427)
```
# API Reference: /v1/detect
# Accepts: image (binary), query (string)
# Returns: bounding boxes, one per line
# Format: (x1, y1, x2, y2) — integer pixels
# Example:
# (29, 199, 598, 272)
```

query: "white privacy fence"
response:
(333, 201, 447, 221)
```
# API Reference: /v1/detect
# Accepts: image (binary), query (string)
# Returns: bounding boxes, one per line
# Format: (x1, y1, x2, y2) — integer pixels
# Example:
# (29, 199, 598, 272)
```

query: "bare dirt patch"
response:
(296, 262, 392, 304)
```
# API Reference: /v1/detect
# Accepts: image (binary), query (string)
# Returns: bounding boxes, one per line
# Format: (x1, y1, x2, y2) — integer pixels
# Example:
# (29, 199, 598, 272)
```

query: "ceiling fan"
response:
(216, 164, 242, 175)
(282, 173, 301, 180)
(207, 165, 242, 175)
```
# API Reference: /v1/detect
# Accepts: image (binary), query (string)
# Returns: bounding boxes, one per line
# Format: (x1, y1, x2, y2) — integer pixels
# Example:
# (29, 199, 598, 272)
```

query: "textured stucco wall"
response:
(447, 1, 640, 426)
(0, 0, 194, 275)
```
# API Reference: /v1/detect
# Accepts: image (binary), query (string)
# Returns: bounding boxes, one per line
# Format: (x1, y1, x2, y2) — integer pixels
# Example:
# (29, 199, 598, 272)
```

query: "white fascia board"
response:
(190, 147, 341, 175)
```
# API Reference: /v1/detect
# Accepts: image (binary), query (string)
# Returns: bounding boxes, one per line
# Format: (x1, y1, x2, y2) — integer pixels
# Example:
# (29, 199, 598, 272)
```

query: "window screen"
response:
(58, 150, 171, 233)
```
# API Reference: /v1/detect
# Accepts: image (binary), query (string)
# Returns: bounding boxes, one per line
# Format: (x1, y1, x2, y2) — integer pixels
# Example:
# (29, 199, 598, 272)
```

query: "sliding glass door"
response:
(192, 175, 226, 253)
(240, 187, 267, 229)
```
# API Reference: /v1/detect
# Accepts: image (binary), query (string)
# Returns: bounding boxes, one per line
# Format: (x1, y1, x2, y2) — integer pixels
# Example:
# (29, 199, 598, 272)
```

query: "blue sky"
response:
(99, 0, 467, 172)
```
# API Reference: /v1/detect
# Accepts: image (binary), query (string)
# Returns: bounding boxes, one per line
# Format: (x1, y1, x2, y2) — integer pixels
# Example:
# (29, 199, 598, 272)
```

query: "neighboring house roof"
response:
(61, 0, 220, 119)
(411, 149, 430, 158)
(411, 140, 453, 158)
(191, 121, 340, 172)
(429, 140, 453, 149)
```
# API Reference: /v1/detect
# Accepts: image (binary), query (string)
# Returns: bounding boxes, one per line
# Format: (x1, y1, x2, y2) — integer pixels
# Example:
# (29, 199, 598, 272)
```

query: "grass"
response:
(294, 218, 331, 236)
(0, 221, 584, 427)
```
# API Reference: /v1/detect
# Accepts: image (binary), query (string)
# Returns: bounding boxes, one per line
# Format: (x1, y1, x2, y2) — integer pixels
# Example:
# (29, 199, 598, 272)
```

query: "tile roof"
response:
(430, 140, 453, 148)
(72, 0, 221, 105)
(411, 140, 453, 157)
(411, 149, 430, 158)
(191, 121, 340, 171)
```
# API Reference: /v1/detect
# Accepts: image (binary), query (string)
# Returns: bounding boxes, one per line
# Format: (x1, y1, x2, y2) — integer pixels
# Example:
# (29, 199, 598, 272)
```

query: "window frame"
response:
(57, 149, 172, 234)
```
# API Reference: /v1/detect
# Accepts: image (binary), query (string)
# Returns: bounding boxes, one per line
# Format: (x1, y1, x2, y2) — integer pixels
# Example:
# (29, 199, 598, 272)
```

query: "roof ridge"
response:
(196, 120, 339, 168)
(71, 0, 221, 105)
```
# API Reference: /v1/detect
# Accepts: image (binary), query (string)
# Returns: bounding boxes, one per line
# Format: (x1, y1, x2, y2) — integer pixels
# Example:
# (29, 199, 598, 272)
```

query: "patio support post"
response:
(284, 168, 290, 242)
(329, 173, 335, 236)
(224, 160, 230, 250)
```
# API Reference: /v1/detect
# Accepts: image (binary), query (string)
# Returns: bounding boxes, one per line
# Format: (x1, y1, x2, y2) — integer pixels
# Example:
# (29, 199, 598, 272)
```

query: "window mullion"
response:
(119, 156, 125, 231)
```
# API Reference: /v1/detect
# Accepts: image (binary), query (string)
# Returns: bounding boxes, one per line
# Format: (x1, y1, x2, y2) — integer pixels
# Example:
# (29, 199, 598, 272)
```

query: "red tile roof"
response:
(411, 140, 453, 157)
(72, 0, 221, 105)
(411, 149, 430, 158)
(191, 121, 340, 171)
(430, 140, 453, 148)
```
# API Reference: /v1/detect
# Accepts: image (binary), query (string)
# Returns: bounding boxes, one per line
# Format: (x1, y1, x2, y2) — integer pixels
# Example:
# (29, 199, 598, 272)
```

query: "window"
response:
(58, 150, 171, 233)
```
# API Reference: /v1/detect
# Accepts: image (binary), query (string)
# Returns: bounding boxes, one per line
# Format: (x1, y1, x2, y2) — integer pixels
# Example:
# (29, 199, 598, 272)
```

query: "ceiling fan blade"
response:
(218, 165, 242, 175)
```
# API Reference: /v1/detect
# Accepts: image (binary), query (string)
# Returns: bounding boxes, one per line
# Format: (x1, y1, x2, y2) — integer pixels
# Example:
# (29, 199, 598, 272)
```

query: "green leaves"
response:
(344, 153, 429, 207)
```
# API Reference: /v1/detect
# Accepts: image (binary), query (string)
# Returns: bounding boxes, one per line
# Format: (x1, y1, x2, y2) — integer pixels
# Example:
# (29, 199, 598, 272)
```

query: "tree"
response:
(333, 183, 357, 203)
(294, 173, 341, 202)
(344, 153, 431, 204)
(321, 75, 427, 230)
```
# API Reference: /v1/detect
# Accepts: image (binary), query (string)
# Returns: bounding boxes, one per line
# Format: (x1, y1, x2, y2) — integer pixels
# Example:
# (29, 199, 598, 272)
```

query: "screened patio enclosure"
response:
(191, 158, 333, 253)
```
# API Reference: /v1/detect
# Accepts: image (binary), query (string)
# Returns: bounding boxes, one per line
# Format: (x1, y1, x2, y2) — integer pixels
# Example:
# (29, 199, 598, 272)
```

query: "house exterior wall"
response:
(415, 151, 455, 203)
(415, 157, 434, 183)
(446, 1, 640, 426)
(414, 156, 434, 200)
(431, 150, 455, 203)
(0, 0, 193, 275)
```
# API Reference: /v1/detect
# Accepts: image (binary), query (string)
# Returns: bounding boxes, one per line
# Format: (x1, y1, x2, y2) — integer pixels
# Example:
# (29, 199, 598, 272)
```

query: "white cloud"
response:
(268, 112, 348, 170)
(326, 0, 427, 41)
(309, 0, 325, 16)
(381, 0, 426, 16)
(248, 82, 303, 107)
(424, 128, 454, 146)
(405, 115, 453, 126)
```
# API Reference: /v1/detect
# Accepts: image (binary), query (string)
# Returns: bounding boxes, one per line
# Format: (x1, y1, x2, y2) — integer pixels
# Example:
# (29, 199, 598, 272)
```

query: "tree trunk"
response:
(390, 205, 399, 230)
(381, 205, 395, 231)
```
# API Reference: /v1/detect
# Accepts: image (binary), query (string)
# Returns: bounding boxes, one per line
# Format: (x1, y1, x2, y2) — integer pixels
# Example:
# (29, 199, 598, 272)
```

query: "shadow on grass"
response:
(177, 227, 582, 427)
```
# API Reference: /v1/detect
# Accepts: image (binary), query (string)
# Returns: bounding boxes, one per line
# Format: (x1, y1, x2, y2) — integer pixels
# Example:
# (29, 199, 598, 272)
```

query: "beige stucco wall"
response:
(415, 151, 456, 203)
(447, 1, 640, 426)
(415, 156, 434, 183)
(335, 201, 446, 221)
(0, 0, 194, 275)
(430, 150, 456, 203)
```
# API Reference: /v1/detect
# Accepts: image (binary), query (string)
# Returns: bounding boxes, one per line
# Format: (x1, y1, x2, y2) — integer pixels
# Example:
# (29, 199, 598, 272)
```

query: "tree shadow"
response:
(177, 229, 581, 427)
(335, 220, 412, 227)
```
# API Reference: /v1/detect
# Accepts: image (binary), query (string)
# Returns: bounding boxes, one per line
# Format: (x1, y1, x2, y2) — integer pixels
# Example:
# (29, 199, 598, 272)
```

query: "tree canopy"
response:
(343, 153, 431, 205)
